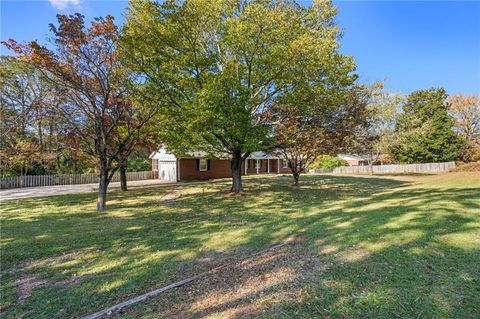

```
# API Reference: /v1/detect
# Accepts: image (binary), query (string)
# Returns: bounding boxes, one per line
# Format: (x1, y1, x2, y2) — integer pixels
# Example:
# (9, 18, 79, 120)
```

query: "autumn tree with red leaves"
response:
(3, 14, 159, 211)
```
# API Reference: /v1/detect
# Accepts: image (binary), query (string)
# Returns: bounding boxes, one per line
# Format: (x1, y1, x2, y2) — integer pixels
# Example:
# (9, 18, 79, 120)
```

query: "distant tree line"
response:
(312, 87, 478, 172)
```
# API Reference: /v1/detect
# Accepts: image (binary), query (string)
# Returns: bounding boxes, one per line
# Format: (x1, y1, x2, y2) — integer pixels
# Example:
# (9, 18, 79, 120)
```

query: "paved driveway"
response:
(0, 179, 173, 201)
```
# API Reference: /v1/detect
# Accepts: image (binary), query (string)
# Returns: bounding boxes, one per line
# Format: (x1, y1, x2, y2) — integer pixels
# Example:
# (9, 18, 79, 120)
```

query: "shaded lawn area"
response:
(0, 172, 479, 318)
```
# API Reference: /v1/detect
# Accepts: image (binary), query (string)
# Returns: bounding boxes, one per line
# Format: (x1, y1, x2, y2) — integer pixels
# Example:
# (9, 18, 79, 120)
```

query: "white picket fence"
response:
(0, 171, 155, 190)
(309, 162, 456, 175)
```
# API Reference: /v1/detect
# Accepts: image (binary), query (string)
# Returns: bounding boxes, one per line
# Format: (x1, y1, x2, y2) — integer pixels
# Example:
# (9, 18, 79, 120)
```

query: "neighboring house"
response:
(149, 146, 291, 182)
(338, 154, 369, 166)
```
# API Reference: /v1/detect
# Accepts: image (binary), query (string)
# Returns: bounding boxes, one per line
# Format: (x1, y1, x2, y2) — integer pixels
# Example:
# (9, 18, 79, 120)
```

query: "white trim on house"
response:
(149, 146, 177, 161)
(176, 159, 180, 182)
(247, 151, 279, 160)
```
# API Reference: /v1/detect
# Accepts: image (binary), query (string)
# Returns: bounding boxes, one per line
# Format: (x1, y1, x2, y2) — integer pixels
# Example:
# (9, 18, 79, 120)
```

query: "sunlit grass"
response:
(0, 172, 479, 318)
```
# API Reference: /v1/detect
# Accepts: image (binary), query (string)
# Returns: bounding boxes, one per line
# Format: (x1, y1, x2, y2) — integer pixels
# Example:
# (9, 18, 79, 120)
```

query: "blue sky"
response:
(1, 0, 479, 95)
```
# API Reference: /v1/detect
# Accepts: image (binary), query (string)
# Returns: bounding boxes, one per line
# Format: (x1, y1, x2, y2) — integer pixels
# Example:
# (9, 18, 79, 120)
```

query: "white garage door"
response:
(158, 161, 177, 182)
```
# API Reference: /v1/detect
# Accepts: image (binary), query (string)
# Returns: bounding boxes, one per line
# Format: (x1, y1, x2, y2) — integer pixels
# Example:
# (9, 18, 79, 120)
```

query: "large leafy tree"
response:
(391, 88, 465, 163)
(121, 0, 356, 193)
(3, 14, 159, 211)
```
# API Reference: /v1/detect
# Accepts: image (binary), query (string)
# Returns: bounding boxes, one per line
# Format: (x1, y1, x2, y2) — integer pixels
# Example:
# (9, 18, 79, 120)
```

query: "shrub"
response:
(309, 155, 347, 169)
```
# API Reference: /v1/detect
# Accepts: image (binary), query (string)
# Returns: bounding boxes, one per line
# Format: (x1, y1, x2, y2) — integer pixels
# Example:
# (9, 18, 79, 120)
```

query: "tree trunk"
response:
(38, 122, 44, 151)
(288, 159, 301, 186)
(293, 171, 300, 186)
(97, 168, 110, 212)
(73, 157, 77, 174)
(119, 160, 128, 191)
(230, 150, 243, 193)
(368, 162, 373, 175)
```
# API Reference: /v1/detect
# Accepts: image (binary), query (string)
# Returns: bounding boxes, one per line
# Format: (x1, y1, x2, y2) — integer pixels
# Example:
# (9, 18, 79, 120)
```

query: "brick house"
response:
(149, 146, 291, 182)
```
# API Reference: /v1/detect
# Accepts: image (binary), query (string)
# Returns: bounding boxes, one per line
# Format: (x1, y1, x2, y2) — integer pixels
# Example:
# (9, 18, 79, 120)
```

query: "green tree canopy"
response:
(121, 0, 356, 192)
(392, 88, 465, 163)
(309, 155, 347, 169)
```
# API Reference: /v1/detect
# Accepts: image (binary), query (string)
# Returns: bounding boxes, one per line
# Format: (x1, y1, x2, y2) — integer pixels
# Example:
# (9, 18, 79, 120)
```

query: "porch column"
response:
(267, 159, 270, 173)
(256, 159, 259, 174)
(245, 159, 248, 175)
(277, 159, 280, 173)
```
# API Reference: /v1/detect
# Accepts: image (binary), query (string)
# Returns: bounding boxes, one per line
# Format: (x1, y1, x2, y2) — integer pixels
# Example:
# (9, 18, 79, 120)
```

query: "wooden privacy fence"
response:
(309, 162, 456, 175)
(0, 171, 154, 190)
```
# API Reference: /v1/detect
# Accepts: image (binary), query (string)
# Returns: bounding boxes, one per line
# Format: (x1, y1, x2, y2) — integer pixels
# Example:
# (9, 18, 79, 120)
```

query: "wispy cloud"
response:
(48, 0, 81, 10)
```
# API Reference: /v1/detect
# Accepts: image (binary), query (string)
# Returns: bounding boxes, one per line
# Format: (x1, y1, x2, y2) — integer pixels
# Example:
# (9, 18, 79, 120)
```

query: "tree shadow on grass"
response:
(118, 176, 479, 318)
(1, 175, 479, 318)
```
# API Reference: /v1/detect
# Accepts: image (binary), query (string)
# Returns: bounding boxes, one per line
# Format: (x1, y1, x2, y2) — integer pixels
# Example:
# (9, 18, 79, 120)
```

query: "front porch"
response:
(244, 152, 283, 175)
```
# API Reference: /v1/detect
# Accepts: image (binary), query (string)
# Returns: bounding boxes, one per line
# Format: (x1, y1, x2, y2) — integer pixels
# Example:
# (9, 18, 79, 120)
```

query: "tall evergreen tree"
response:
(391, 88, 465, 163)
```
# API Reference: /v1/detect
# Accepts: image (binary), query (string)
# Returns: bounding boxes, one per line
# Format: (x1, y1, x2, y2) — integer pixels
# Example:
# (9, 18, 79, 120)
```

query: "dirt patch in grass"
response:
(158, 187, 183, 206)
(285, 235, 308, 244)
(223, 192, 245, 198)
(15, 275, 47, 302)
(22, 247, 99, 272)
(166, 312, 192, 319)
(15, 273, 93, 304)
(52, 274, 93, 288)
(116, 244, 329, 318)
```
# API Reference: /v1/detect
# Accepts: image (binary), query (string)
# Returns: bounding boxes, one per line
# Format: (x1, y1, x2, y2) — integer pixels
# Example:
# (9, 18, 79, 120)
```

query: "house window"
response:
(254, 160, 261, 169)
(282, 160, 288, 168)
(199, 159, 208, 171)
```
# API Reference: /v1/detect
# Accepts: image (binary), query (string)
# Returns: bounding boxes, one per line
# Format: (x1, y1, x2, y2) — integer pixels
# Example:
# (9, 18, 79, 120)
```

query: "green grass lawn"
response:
(1, 172, 479, 318)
